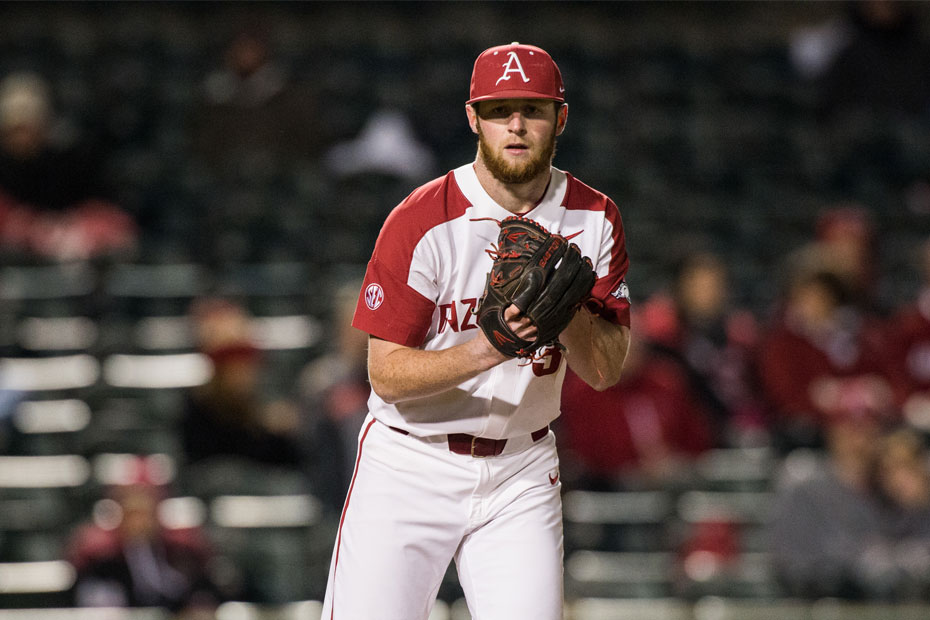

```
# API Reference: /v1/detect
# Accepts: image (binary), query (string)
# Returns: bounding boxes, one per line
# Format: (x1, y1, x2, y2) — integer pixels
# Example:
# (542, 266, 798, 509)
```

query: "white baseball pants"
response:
(322, 414, 564, 620)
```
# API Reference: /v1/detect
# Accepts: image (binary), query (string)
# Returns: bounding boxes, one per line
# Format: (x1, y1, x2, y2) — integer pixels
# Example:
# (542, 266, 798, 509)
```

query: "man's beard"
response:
(477, 125, 558, 185)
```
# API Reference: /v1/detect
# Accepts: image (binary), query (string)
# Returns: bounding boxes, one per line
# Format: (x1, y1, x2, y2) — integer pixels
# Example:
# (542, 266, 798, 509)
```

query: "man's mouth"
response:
(505, 144, 529, 153)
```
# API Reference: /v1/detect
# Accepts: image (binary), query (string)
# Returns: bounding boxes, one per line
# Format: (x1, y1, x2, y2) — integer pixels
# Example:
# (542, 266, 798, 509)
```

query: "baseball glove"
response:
(476, 216, 596, 358)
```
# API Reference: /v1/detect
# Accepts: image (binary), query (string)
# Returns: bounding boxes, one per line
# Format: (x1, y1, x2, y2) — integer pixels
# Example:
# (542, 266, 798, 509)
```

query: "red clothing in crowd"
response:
(756, 311, 897, 426)
(559, 356, 714, 483)
(886, 289, 930, 402)
(65, 482, 225, 611)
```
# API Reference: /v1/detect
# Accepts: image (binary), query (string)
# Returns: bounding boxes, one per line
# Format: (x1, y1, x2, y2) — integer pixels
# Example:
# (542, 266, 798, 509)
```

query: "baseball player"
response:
(322, 42, 632, 619)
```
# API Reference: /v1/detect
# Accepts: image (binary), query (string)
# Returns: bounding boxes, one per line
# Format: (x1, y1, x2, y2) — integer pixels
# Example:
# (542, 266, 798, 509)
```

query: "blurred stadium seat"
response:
(0, 611, 167, 619)
(693, 448, 777, 492)
(566, 550, 676, 599)
(0, 455, 92, 600)
(6, 399, 91, 456)
(0, 561, 76, 609)
(0, 355, 99, 393)
(691, 597, 809, 620)
(207, 493, 329, 604)
(570, 597, 692, 620)
(563, 490, 676, 553)
(0, 264, 97, 320)
(102, 262, 211, 319)
(215, 601, 324, 620)
(15, 318, 98, 355)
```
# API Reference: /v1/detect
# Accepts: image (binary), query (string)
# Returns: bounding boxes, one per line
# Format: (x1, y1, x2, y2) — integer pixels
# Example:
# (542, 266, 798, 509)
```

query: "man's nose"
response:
(507, 113, 527, 133)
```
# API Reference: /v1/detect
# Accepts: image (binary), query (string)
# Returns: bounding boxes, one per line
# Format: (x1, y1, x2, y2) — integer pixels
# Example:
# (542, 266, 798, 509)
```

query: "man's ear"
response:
(556, 103, 569, 136)
(465, 104, 479, 134)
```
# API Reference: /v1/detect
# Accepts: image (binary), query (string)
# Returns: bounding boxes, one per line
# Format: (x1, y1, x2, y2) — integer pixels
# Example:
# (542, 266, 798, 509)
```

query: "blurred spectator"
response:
(816, 206, 879, 311)
(192, 24, 325, 174)
(324, 108, 436, 182)
(297, 280, 369, 513)
(772, 423, 930, 601)
(886, 236, 930, 430)
(643, 251, 767, 447)
(872, 428, 930, 601)
(784, 206, 881, 313)
(179, 298, 305, 470)
(769, 405, 893, 600)
(757, 267, 898, 451)
(789, 9, 854, 81)
(66, 458, 227, 615)
(875, 427, 930, 515)
(792, 1, 930, 118)
(558, 313, 715, 491)
(0, 71, 136, 261)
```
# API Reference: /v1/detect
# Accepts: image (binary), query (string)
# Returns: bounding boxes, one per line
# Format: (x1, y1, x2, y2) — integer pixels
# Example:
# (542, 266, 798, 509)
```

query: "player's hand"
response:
(503, 304, 538, 340)
(473, 304, 538, 364)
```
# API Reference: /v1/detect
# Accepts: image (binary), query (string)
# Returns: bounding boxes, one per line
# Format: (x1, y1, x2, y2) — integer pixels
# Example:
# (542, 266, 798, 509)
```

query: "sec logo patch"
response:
(365, 283, 385, 310)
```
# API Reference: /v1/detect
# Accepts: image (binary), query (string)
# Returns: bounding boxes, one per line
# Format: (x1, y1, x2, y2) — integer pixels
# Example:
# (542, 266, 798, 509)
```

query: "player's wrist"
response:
(470, 332, 511, 367)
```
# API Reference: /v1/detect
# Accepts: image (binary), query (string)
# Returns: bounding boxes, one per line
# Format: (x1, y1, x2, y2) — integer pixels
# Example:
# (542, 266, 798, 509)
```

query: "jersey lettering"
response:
(495, 51, 531, 86)
(365, 283, 385, 310)
(460, 298, 479, 331)
(438, 302, 459, 334)
(437, 298, 480, 334)
(531, 347, 563, 377)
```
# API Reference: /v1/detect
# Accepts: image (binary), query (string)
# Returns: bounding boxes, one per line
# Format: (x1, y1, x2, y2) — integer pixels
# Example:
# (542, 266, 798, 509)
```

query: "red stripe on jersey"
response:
(564, 173, 631, 327)
(353, 259, 436, 347)
(330, 417, 377, 619)
(353, 172, 473, 347)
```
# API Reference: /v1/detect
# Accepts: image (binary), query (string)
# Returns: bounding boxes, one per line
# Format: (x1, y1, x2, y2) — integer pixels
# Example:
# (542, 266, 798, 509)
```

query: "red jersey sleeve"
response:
(353, 255, 435, 347)
(590, 197, 631, 328)
(351, 174, 464, 347)
(564, 176, 631, 327)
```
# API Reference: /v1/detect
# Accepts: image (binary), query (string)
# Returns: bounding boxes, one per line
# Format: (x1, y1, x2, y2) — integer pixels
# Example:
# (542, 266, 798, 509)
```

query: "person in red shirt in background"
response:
(643, 251, 767, 448)
(558, 310, 715, 491)
(0, 72, 136, 261)
(886, 236, 930, 431)
(757, 266, 899, 452)
(66, 457, 228, 615)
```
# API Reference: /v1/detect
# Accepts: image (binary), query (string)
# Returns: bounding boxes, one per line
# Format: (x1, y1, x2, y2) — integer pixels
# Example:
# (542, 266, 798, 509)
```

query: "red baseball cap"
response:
(467, 42, 565, 105)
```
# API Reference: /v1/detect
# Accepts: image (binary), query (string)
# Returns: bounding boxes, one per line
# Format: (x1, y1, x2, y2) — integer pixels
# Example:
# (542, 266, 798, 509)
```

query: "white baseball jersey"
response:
(353, 163, 631, 438)
(325, 164, 631, 620)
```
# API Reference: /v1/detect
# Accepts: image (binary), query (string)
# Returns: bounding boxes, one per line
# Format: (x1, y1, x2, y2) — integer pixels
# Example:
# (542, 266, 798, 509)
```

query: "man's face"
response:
(227, 33, 269, 78)
(469, 99, 564, 185)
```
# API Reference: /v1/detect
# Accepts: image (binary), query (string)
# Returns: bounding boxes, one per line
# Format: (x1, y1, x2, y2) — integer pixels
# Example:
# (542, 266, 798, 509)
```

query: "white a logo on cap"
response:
(496, 51, 531, 86)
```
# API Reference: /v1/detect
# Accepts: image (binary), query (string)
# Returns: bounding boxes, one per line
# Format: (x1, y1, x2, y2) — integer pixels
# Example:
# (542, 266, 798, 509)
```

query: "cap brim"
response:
(466, 90, 565, 105)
